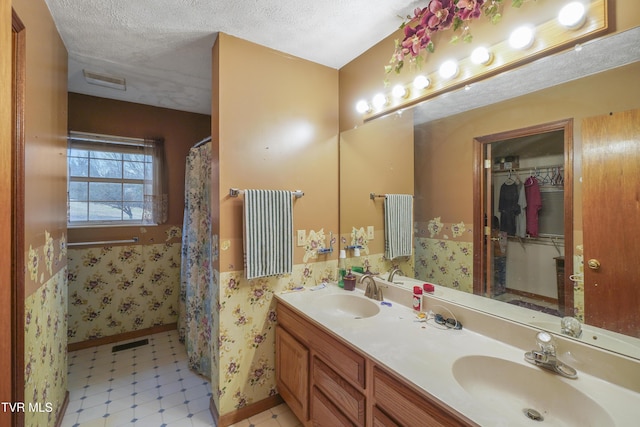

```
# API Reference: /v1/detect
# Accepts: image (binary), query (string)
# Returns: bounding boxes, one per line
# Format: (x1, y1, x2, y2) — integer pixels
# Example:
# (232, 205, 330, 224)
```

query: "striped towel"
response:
(384, 194, 413, 259)
(244, 190, 293, 280)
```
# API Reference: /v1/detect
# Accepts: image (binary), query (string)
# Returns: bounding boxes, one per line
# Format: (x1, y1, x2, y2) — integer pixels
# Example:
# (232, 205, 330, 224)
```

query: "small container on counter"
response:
(413, 285, 423, 312)
(343, 269, 357, 291)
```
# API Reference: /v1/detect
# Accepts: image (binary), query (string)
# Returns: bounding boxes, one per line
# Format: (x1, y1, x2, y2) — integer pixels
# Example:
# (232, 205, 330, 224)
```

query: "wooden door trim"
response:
(12, 9, 26, 427)
(473, 119, 574, 315)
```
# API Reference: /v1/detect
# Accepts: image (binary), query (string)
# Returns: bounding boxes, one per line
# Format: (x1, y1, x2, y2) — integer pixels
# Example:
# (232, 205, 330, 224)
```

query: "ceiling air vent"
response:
(83, 70, 126, 91)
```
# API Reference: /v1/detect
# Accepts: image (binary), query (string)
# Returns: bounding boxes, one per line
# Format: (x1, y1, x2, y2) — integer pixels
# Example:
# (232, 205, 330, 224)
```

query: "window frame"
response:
(67, 132, 157, 227)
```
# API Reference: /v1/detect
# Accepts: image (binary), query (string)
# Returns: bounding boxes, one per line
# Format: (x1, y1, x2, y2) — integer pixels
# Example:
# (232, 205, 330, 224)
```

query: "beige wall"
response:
(339, 110, 414, 256)
(212, 33, 340, 417)
(14, 0, 68, 296)
(216, 33, 340, 272)
(11, 0, 69, 425)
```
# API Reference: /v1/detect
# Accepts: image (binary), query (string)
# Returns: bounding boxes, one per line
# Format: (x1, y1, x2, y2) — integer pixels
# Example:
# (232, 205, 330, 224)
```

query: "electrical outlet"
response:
(367, 226, 374, 240)
(297, 230, 306, 247)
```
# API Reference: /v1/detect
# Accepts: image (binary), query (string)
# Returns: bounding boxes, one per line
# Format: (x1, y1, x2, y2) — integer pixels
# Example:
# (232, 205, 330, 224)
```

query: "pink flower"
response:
(457, 0, 485, 20)
(423, 0, 455, 31)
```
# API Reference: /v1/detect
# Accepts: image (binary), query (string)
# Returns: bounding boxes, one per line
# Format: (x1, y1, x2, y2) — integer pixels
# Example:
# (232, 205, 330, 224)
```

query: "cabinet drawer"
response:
(372, 406, 400, 427)
(278, 304, 366, 388)
(313, 356, 365, 426)
(311, 386, 357, 427)
(373, 366, 470, 427)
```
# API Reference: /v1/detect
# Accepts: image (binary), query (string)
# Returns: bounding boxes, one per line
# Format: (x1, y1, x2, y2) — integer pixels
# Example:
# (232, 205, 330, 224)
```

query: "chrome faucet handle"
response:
(561, 316, 582, 338)
(535, 331, 556, 356)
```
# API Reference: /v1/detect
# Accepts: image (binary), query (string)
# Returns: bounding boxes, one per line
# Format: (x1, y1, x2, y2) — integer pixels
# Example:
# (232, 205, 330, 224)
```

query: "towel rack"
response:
(229, 188, 304, 198)
(370, 193, 414, 200)
(68, 237, 139, 247)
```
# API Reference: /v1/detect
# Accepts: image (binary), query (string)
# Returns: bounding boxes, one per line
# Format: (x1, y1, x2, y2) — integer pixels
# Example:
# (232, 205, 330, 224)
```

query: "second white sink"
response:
(452, 355, 614, 426)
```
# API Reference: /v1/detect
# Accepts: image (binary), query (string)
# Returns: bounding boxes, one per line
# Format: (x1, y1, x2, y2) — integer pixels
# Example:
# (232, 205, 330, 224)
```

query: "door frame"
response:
(472, 119, 574, 314)
(11, 9, 26, 427)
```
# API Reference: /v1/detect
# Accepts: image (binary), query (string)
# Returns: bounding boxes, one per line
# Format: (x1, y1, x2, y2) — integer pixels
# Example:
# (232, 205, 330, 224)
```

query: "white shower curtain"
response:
(178, 141, 212, 377)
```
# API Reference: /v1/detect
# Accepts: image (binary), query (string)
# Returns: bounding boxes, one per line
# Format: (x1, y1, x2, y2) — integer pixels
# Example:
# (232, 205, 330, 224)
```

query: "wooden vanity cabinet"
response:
(276, 303, 473, 427)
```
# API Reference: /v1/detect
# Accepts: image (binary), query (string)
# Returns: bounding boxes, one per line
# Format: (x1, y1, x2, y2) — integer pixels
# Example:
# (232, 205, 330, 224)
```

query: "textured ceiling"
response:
(45, 0, 422, 115)
(44, 1, 638, 118)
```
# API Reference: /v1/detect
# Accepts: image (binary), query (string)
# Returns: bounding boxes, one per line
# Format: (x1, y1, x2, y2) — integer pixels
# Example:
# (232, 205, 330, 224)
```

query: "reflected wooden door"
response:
(582, 109, 640, 337)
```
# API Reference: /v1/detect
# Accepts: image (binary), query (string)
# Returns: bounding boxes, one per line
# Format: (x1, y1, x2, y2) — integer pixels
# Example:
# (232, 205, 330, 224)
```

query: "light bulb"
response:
(372, 93, 388, 109)
(355, 100, 371, 114)
(392, 84, 409, 99)
(413, 75, 430, 90)
(558, 2, 587, 29)
(470, 46, 493, 65)
(439, 60, 459, 79)
(509, 26, 535, 50)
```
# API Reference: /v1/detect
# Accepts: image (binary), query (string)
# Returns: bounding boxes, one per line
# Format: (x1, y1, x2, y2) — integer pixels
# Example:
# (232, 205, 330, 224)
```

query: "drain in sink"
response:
(524, 408, 544, 421)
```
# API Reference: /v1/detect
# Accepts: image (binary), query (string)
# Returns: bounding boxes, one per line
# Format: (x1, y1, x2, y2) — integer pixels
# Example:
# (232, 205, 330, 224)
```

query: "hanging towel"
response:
(384, 194, 413, 259)
(244, 189, 293, 280)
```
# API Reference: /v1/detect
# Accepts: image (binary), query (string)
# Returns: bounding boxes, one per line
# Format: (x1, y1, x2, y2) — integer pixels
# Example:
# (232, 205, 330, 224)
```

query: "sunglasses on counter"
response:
(434, 313, 463, 330)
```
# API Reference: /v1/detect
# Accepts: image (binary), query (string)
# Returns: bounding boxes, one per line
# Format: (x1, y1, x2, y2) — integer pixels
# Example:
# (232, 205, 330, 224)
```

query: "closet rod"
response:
(229, 188, 304, 198)
(68, 237, 139, 247)
(493, 164, 563, 175)
(192, 136, 211, 148)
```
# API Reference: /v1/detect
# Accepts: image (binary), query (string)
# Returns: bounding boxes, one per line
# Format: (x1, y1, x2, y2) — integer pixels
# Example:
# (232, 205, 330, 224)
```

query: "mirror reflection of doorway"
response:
(473, 120, 574, 317)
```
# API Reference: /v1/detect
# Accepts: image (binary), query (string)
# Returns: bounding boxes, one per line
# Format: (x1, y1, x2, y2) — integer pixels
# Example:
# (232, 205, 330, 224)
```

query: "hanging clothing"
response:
(179, 141, 213, 377)
(498, 181, 520, 236)
(525, 176, 542, 237)
(515, 182, 527, 238)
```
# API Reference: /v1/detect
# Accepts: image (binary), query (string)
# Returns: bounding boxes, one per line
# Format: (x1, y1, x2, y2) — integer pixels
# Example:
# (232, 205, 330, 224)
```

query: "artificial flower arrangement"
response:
(386, 0, 530, 74)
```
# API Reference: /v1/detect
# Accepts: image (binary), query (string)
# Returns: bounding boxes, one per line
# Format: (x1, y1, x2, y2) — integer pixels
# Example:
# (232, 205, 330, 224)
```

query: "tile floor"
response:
(61, 330, 301, 427)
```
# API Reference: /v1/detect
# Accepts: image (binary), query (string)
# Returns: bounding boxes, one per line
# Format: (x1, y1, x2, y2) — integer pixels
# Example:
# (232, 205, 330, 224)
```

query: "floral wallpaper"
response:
(23, 231, 68, 427)
(67, 227, 182, 344)
(214, 229, 337, 414)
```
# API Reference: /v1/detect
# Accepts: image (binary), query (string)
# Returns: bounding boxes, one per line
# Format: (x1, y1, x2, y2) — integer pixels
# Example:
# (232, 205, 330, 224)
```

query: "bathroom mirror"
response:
(339, 30, 640, 359)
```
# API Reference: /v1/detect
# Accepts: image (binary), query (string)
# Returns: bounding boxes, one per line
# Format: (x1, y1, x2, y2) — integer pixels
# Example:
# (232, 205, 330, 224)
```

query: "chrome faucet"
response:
(360, 274, 383, 301)
(388, 267, 405, 283)
(524, 331, 577, 379)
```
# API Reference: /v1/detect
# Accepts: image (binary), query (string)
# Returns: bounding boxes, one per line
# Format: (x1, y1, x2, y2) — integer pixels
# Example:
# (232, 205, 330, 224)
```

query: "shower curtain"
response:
(178, 141, 212, 377)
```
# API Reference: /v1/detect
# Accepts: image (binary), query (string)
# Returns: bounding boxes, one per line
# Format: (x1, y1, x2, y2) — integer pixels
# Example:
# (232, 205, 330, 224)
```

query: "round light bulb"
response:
(392, 84, 409, 99)
(470, 46, 493, 65)
(509, 26, 535, 50)
(372, 93, 388, 109)
(558, 2, 587, 29)
(439, 60, 459, 79)
(413, 75, 430, 90)
(355, 100, 370, 114)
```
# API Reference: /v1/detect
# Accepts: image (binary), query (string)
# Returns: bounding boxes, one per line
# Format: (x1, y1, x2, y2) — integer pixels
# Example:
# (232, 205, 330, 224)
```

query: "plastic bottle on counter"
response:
(413, 286, 423, 312)
(351, 247, 364, 273)
(338, 250, 347, 288)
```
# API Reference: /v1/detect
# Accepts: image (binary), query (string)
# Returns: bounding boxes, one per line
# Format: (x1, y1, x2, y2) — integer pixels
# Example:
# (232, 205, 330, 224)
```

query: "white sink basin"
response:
(452, 355, 614, 426)
(315, 294, 380, 319)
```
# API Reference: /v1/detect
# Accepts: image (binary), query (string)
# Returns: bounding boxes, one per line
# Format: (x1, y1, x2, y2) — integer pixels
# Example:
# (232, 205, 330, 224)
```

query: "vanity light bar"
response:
(355, 0, 602, 118)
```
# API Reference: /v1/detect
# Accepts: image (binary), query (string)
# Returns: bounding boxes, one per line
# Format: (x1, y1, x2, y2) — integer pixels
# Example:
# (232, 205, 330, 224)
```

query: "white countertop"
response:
(275, 282, 640, 427)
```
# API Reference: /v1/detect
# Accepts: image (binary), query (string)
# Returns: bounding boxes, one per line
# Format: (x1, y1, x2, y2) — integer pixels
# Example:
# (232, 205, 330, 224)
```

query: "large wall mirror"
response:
(339, 29, 640, 360)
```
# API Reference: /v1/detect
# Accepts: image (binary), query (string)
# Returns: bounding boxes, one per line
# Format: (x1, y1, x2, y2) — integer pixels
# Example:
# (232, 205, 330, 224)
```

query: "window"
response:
(67, 132, 167, 226)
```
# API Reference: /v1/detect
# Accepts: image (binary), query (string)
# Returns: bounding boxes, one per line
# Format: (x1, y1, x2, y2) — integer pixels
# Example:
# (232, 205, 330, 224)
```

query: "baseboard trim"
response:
(54, 391, 69, 427)
(67, 323, 177, 352)
(211, 394, 284, 427)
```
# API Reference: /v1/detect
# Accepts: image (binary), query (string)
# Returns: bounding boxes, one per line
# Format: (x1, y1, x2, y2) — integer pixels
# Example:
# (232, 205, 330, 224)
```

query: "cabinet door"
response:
(276, 326, 309, 422)
(311, 386, 357, 427)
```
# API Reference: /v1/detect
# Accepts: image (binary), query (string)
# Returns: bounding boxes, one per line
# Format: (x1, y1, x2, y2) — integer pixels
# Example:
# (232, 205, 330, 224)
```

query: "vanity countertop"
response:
(275, 282, 640, 427)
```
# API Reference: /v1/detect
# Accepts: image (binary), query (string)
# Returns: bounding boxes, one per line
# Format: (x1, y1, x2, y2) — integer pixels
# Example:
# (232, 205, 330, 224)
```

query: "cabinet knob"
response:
(587, 259, 601, 270)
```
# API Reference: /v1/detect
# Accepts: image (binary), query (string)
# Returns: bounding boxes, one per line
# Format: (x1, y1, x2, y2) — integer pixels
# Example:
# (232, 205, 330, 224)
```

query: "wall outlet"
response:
(367, 226, 374, 240)
(297, 230, 306, 247)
